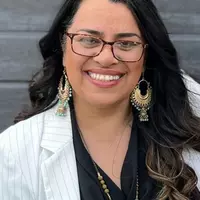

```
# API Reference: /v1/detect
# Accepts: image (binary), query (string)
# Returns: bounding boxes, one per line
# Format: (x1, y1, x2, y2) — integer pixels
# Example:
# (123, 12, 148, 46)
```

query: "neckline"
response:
(70, 100, 139, 197)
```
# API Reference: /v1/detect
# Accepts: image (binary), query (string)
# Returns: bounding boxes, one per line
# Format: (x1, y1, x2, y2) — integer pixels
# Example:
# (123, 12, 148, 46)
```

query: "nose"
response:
(93, 44, 119, 67)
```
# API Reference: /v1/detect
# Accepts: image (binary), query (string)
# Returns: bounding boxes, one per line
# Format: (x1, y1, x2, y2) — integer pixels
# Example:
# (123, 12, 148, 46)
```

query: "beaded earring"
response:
(130, 74, 152, 122)
(56, 70, 72, 116)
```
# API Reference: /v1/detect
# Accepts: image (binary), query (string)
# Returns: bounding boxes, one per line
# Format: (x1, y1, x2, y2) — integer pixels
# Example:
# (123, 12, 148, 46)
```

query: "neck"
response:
(73, 95, 133, 140)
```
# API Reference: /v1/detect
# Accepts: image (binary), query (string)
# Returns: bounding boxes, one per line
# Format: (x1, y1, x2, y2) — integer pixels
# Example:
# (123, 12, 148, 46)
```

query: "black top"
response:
(69, 101, 157, 200)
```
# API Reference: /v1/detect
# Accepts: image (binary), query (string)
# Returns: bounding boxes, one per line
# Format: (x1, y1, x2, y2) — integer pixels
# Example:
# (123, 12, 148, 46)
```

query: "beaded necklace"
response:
(78, 127, 139, 200)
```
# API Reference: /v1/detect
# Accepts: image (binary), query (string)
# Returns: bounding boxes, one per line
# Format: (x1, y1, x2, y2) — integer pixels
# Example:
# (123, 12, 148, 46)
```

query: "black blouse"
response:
(70, 101, 157, 200)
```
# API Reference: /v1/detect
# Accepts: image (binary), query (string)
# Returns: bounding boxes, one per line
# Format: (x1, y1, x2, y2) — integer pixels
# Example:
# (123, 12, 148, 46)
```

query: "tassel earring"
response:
(130, 74, 152, 122)
(56, 70, 72, 116)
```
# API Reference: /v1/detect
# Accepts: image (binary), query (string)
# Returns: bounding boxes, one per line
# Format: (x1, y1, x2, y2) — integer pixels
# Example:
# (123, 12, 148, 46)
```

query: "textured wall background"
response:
(0, 0, 200, 132)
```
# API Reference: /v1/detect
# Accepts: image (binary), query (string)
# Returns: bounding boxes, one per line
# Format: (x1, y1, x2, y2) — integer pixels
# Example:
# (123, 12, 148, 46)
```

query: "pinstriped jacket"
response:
(0, 75, 200, 200)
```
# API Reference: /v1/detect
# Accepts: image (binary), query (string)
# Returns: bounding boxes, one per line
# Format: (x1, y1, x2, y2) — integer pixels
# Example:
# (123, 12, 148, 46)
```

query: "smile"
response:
(87, 72, 123, 82)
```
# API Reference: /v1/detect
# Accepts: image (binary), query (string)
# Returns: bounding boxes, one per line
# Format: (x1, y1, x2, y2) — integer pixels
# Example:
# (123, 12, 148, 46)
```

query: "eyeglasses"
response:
(65, 33, 148, 62)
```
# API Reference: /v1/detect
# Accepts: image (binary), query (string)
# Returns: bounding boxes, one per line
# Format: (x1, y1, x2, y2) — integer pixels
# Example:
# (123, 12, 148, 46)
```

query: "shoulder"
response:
(0, 110, 44, 157)
(182, 72, 200, 116)
(0, 111, 46, 198)
(183, 148, 200, 190)
(183, 72, 200, 93)
(0, 100, 62, 156)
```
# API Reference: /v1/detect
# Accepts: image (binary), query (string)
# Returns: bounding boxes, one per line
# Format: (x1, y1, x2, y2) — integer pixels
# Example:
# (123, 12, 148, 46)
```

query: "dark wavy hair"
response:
(14, 0, 200, 199)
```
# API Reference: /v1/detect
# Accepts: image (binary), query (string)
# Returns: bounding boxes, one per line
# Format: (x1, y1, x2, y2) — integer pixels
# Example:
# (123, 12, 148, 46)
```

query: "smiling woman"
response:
(0, 0, 200, 200)
(61, 0, 146, 108)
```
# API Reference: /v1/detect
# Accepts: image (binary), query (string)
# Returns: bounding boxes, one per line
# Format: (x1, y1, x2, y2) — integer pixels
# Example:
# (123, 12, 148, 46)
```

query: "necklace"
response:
(78, 124, 139, 200)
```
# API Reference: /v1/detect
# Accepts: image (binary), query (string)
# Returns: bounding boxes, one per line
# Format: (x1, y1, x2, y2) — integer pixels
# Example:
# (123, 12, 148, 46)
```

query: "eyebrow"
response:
(77, 29, 142, 39)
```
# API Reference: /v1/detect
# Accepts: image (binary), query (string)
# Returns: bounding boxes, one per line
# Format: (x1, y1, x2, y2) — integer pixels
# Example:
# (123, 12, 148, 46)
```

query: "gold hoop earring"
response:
(130, 76, 152, 122)
(56, 70, 72, 116)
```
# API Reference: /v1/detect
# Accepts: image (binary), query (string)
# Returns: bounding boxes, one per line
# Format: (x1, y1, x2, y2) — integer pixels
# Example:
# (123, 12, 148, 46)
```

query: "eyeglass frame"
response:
(65, 32, 148, 62)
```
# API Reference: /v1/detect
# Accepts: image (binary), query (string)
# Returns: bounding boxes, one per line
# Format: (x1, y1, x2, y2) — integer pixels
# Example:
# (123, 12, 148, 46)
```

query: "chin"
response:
(83, 93, 126, 108)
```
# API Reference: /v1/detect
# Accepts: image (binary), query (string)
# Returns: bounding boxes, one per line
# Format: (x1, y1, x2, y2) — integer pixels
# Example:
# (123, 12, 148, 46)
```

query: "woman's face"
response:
(63, 0, 146, 107)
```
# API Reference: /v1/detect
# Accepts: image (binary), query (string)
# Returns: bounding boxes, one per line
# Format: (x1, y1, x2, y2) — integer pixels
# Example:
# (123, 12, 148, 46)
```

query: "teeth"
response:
(88, 72, 121, 81)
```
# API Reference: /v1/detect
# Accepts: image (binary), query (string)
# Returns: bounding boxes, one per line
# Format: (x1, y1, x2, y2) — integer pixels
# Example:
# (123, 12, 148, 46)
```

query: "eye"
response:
(75, 35, 102, 48)
(115, 41, 141, 51)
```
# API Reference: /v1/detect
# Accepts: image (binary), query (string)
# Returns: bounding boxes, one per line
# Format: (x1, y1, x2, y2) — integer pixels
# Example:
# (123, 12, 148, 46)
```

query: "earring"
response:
(56, 70, 72, 116)
(130, 75, 152, 122)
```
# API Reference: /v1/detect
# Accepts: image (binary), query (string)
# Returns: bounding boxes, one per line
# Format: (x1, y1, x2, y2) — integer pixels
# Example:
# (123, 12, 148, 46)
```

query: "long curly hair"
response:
(14, 0, 200, 199)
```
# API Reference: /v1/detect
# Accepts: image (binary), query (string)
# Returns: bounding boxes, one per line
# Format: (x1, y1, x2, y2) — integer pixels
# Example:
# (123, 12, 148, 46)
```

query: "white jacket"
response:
(0, 74, 200, 200)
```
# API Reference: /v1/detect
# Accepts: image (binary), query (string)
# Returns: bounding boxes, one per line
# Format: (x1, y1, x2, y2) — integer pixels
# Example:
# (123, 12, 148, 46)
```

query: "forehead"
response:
(69, 0, 141, 36)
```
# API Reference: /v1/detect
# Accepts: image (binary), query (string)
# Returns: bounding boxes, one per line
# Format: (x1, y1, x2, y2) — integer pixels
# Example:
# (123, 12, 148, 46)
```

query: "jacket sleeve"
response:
(0, 125, 35, 200)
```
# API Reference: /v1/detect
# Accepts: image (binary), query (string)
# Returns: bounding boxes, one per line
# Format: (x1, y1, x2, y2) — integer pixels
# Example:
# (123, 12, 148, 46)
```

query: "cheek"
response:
(63, 44, 86, 87)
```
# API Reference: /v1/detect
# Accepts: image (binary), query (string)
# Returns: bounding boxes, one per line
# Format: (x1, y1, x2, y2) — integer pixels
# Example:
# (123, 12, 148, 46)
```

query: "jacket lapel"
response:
(40, 103, 80, 200)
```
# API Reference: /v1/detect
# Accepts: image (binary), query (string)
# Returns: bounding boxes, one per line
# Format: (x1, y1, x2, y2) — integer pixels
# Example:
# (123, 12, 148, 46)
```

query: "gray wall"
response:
(0, 0, 200, 132)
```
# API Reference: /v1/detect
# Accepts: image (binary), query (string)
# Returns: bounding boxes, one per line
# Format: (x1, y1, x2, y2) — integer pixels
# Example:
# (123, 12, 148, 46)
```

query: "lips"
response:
(83, 68, 126, 88)
(84, 69, 125, 76)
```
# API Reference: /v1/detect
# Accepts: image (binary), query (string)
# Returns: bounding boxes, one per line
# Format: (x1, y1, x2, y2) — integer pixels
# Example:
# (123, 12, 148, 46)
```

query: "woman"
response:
(0, 0, 200, 199)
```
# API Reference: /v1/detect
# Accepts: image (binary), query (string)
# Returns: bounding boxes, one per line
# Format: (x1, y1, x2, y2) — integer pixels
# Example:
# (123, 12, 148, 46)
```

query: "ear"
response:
(61, 34, 67, 67)
(63, 53, 67, 68)
(143, 65, 146, 73)
(61, 34, 67, 52)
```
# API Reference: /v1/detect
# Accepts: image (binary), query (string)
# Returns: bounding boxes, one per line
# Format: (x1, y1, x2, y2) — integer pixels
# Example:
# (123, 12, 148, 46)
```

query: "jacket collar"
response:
(40, 102, 81, 200)
(41, 101, 73, 153)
